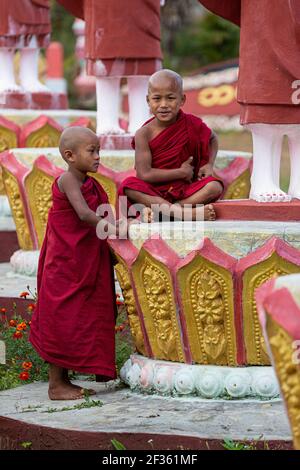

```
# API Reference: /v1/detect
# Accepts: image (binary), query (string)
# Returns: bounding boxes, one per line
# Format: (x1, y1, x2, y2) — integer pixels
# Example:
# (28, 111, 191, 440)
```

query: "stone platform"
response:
(213, 199, 300, 222)
(0, 263, 35, 315)
(0, 92, 68, 110)
(0, 109, 96, 127)
(0, 380, 292, 450)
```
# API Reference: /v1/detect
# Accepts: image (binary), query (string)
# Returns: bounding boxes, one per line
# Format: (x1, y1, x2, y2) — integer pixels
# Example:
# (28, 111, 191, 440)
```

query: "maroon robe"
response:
(0, 0, 50, 48)
(199, 0, 300, 124)
(58, 0, 162, 76)
(30, 177, 116, 379)
(119, 110, 222, 203)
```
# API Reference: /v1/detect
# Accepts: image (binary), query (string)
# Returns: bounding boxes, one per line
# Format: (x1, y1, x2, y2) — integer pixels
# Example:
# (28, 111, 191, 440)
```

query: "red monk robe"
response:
(0, 0, 50, 48)
(57, 0, 162, 77)
(30, 177, 116, 380)
(119, 110, 222, 203)
(199, 0, 300, 124)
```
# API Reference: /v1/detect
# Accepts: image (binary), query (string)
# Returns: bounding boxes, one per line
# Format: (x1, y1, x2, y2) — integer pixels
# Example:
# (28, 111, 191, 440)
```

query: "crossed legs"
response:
(124, 181, 223, 221)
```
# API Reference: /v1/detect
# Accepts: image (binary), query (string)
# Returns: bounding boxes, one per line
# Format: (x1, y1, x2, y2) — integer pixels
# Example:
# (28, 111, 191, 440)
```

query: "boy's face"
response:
(67, 134, 100, 173)
(147, 78, 186, 124)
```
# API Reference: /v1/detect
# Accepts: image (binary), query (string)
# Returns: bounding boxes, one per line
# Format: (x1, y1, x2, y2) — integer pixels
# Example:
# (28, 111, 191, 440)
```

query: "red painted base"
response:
(213, 199, 300, 221)
(0, 231, 19, 262)
(99, 134, 133, 150)
(0, 92, 68, 110)
(0, 416, 293, 450)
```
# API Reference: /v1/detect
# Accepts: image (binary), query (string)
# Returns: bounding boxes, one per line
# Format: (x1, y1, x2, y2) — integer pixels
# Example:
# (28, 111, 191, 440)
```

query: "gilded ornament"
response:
(114, 259, 146, 355)
(266, 316, 300, 450)
(243, 253, 300, 365)
(177, 256, 237, 366)
(224, 169, 251, 199)
(25, 168, 54, 248)
(1, 169, 33, 250)
(132, 251, 184, 362)
(26, 124, 61, 148)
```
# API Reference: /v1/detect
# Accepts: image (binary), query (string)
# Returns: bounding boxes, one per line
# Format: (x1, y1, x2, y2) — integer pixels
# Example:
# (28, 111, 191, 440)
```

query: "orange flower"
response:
(27, 304, 36, 312)
(19, 371, 29, 381)
(0, 308, 6, 314)
(9, 319, 17, 327)
(22, 361, 32, 370)
(16, 322, 27, 331)
(13, 331, 23, 339)
(20, 292, 30, 299)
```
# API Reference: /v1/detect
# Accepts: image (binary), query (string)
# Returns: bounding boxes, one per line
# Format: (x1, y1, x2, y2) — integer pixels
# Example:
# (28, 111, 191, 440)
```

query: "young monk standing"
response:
(119, 69, 223, 221)
(30, 127, 120, 400)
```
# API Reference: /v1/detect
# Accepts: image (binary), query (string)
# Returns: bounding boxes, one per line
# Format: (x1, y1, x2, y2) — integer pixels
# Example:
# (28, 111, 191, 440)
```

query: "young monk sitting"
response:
(119, 69, 223, 221)
(30, 127, 124, 400)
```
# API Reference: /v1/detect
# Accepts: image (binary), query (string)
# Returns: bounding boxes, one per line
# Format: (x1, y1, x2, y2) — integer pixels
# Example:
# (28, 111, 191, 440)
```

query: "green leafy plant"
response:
(222, 438, 254, 450)
(222, 436, 269, 451)
(0, 296, 133, 391)
(0, 302, 49, 391)
(20, 441, 32, 449)
(111, 439, 127, 450)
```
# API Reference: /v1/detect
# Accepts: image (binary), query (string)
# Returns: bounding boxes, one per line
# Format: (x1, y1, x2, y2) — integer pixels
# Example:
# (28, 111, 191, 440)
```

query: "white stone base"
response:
(120, 355, 280, 400)
(10, 250, 40, 277)
(0, 195, 11, 217)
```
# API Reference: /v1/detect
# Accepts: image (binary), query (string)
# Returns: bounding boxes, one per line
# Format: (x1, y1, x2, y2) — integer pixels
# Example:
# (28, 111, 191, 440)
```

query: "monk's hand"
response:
(180, 156, 194, 182)
(198, 163, 213, 180)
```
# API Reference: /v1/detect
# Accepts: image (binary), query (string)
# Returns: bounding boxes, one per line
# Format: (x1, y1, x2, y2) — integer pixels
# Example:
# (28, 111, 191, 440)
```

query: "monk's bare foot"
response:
(204, 204, 216, 221)
(62, 370, 96, 396)
(48, 383, 87, 400)
(141, 207, 154, 223)
(65, 381, 96, 396)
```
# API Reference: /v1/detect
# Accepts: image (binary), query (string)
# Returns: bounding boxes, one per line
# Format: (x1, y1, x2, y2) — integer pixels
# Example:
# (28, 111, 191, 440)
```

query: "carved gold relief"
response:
(0, 126, 18, 152)
(266, 316, 300, 450)
(0, 127, 18, 195)
(89, 172, 117, 208)
(25, 167, 54, 248)
(132, 249, 185, 362)
(243, 253, 300, 365)
(1, 168, 33, 250)
(224, 169, 251, 200)
(0, 168, 5, 195)
(177, 256, 237, 366)
(26, 124, 61, 148)
(114, 258, 146, 356)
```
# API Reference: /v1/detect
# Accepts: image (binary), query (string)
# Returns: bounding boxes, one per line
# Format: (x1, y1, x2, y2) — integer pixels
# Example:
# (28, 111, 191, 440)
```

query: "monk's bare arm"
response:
(198, 131, 219, 178)
(135, 128, 193, 183)
(208, 131, 218, 166)
(58, 173, 127, 237)
(58, 173, 101, 226)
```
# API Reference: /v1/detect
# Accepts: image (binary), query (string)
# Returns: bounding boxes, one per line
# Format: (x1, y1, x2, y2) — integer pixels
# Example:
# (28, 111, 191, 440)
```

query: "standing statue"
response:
(199, 0, 300, 202)
(58, 0, 163, 135)
(0, 0, 51, 93)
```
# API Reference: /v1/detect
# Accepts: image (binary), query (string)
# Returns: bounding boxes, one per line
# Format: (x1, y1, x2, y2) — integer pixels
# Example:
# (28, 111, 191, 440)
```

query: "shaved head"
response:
(59, 126, 98, 158)
(148, 69, 183, 94)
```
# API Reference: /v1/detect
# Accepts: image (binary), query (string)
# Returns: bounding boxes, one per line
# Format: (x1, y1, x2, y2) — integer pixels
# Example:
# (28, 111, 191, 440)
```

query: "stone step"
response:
(0, 381, 292, 450)
(213, 199, 300, 222)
